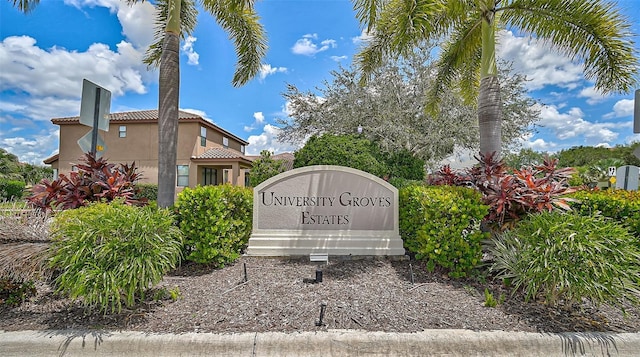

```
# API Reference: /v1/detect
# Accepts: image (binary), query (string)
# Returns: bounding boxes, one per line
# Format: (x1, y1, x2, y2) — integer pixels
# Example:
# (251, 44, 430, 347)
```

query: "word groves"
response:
(260, 191, 392, 225)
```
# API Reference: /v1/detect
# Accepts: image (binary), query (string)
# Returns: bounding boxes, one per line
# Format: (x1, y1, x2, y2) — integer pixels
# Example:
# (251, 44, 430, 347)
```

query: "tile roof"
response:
(197, 148, 248, 160)
(52, 109, 201, 123)
(272, 152, 295, 171)
(51, 109, 248, 145)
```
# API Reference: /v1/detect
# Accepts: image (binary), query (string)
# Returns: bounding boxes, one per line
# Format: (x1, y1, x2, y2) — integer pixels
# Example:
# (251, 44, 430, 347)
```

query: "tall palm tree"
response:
(352, 0, 639, 158)
(144, 0, 266, 207)
(9, 0, 267, 208)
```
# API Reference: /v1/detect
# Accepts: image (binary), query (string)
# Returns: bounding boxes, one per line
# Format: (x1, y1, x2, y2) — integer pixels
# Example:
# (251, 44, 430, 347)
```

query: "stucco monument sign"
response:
(246, 165, 405, 256)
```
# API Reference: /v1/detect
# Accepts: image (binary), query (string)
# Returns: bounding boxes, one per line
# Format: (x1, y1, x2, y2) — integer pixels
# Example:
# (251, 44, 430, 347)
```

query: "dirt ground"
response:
(1, 256, 639, 334)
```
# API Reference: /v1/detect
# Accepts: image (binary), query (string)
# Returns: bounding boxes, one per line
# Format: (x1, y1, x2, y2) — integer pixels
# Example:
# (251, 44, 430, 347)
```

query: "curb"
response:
(1, 329, 639, 356)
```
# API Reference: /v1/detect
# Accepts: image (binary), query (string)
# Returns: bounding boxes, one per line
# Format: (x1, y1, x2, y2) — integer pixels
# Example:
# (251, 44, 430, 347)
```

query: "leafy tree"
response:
(249, 150, 286, 187)
(294, 134, 388, 177)
(293, 134, 424, 180)
(503, 148, 546, 170)
(556, 144, 640, 168)
(353, 0, 638, 158)
(0, 148, 21, 179)
(278, 43, 538, 166)
(10, 0, 268, 208)
(0, 148, 52, 184)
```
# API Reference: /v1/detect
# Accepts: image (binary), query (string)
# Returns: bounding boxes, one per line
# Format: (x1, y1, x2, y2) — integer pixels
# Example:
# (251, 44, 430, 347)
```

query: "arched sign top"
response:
(255, 165, 397, 193)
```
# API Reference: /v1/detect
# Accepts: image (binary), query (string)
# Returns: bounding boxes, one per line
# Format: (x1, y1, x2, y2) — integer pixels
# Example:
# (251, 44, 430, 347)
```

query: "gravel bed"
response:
(1, 256, 639, 334)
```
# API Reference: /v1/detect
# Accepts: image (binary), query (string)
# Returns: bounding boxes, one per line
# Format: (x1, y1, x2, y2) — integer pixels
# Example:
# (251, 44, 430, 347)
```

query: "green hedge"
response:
(135, 183, 158, 201)
(176, 185, 253, 267)
(0, 179, 25, 201)
(569, 189, 640, 238)
(399, 185, 489, 278)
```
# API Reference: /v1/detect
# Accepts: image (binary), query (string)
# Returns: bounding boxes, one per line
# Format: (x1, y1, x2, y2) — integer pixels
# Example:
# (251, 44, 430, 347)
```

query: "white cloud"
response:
(537, 104, 622, 145)
(259, 64, 287, 80)
(182, 36, 200, 66)
(578, 86, 608, 105)
(244, 111, 266, 132)
(246, 124, 301, 155)
(497, 30, 584, 90)
(179, 108, 214, 123)
(604, 99, 635, 119)
(291, 34, 337, 56)
(330, 55, 348, 62)
(0, 128, 59, 165)
(352, 29, 374, 44)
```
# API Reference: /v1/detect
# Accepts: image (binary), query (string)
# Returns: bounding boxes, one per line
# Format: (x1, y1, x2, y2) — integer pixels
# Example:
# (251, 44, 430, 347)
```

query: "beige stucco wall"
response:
(55, 119, 249, 189)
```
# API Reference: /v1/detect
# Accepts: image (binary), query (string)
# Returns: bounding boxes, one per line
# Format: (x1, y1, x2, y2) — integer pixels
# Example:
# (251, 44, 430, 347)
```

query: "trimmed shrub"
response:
(136, 183, 159, 201)
(49, 200, 183, 314)
(399, 185, 489, 278)
(487, 211, 640, 308)
(176, 185, 253, 267)
(0, 179, 25, 201)
(569, 189, 640, 238)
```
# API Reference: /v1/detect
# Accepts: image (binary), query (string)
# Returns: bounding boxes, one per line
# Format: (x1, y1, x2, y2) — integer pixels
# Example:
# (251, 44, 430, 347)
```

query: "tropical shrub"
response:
(399, 185, 489, 278)
(0, 179, 25, 201)
(569, 189, 640, 238)
(429, 153, 576, 229)
(176, 185, 253, 266)
(49, 200, 183, 314)
(135, 183, 159, 201)
(27, 153, 146, 211)
(487, 211, 640, 308)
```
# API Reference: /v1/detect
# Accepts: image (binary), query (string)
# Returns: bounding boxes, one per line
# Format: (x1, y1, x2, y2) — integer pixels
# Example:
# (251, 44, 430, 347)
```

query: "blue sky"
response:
(1, 0, 639, 166)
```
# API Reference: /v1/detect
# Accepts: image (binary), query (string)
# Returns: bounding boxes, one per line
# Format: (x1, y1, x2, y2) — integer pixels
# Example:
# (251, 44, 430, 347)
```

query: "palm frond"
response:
(426, 15, 483, 112)
(501, 0, 639, 93)
(202, 0, 267, 87)
(143, 0, 199, 68)
(9, 0, 40, 13)
(0, 207, 52, 281)
(352, 0, 386, 32)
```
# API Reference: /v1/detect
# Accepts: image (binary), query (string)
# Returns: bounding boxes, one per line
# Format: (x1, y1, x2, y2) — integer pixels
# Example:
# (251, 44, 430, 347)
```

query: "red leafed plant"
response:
(27, 153, 147, 211)
(429, 152, 577, 229)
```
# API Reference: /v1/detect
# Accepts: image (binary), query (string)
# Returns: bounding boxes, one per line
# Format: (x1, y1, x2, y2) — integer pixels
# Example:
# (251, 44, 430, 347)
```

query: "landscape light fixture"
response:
(357, 125, 363, 134)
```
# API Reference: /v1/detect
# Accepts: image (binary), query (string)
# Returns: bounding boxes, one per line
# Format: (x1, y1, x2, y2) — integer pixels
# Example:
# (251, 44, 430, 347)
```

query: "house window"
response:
(200, 126, 206, 147)
(71, 165, 78, 172)
(177, 165, 189, 186)
(203, 168, 217, 185)
(52, 169, 58, 179)
(240, 145, 245, 154)
(119, 125, 127, 138)
(223, 137, 229, 148)
(223, 169, 230, 183)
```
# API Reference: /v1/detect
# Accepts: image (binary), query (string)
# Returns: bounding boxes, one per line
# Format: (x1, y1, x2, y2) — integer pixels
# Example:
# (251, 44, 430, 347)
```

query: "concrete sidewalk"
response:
(1, 329, 639, 356)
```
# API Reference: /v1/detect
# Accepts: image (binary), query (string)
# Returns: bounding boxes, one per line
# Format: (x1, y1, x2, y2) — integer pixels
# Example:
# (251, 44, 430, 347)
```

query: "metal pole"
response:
(90, 87, 101, 156)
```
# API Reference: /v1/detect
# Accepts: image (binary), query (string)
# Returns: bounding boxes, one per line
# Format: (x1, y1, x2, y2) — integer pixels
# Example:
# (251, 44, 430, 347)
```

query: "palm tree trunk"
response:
(157, 0, 181, 208)
(478, 75, 502, 157)
(478, 9, 502, 158)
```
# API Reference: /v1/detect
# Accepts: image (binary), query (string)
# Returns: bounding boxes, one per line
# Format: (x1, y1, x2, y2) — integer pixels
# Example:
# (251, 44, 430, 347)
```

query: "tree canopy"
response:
(278, 42, 539, 167)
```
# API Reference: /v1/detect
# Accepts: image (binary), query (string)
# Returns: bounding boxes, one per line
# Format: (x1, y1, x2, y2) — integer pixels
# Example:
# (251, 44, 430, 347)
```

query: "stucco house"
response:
(44, 110, 253, 193)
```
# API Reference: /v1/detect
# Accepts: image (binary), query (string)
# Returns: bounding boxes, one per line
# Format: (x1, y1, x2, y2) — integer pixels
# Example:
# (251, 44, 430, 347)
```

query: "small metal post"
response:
(243, 262, 248, 282)
(409, 263, 415, 284)
(315, 269, 323, 283)
(316, 302, 327, 326)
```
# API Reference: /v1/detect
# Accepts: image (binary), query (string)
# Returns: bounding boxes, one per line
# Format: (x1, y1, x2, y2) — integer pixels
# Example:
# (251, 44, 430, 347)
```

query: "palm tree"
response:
(144, 0, 266, 207)
(352, 0, 638, 158)
(9, 0, 267, 208)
